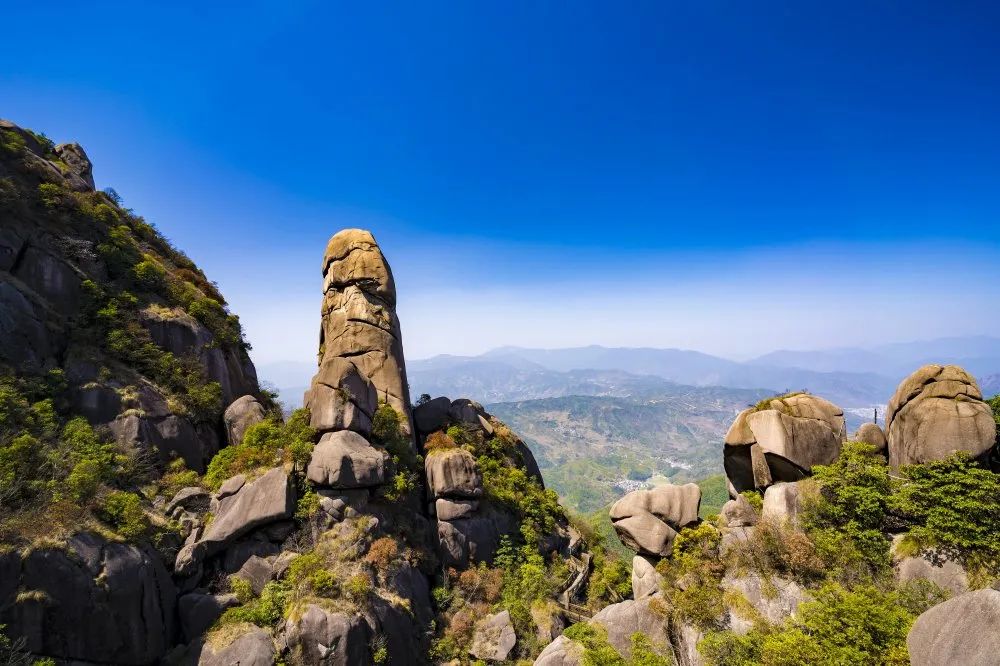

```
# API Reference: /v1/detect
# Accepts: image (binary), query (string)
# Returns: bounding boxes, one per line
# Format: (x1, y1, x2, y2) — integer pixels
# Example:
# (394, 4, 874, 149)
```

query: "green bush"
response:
(131, 257, 167, 293)
(219, 581, 288, 627)
(805, 442, 892, 579)
(700, 582, 912, 665)
(891, 452, 1000, 576)
(205, 409, 315, 489)
(0, 129, 26, 155)
(99, 491, 148, 540)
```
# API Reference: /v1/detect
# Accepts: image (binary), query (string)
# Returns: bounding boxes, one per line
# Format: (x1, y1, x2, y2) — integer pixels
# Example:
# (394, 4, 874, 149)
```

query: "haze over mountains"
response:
(258, 336, 1000, 513)
(263, 336, 1000, 411)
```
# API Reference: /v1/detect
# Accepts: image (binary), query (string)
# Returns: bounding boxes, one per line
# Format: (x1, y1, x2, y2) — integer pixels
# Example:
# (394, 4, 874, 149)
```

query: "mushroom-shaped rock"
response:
(306, 430, 389, 488)
(470, 609, 517, 662)
(284, 603, 371, 665)
(610, 484, 701, 557)
(317, 229, 412, 439)
(724, 393, 845, 493)
(198, 627, 275, 666)
(907, 589, 1000, 666)
(886, 365, 996, 468)
(425, 448, 483, 499)
(854, 422, 887, 454)
(303, 357, 377, 435)
(223, 395, 267, 447)
(612, 512, 678, 558)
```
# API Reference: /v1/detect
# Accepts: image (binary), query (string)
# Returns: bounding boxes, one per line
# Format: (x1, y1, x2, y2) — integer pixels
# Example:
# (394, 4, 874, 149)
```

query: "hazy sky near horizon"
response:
(2, 2, 999, 365)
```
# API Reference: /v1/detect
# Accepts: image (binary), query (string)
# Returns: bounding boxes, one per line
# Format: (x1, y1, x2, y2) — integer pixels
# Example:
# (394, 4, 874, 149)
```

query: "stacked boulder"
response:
(885, 364, 996, 468)
(609, 483, 701, 558)
(300, 231, 413, 514)
(414, 395, 552, 568)
(723, 393, 845, 493)
(174, 467, 297, 586)
(307, 229, 413, 441)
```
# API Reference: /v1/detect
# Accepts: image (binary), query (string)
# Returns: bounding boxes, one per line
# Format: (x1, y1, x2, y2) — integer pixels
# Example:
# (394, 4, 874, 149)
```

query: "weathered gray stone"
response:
(891, 535, 969, 596)
(235, 555, 274, 595)
(223, 395, 267, 447)
(723, 573, 808, 634)
(317, 229, 412, 439)
(436, 498, 479, 521)
(217, 474, 247, 500)
(855, 422, 887, 453)
(590, 593, 672, 660)
(54, 142, 95, 189)
(306, 430, 389, 488)
(720, 494, 758, 528)
(724, 394, 845, 493)
(631, 555, 665, 599)
(886, 365, 996, 468)
(303, 357, 377, 435)
(198, 627, 275, 666)
(178, 592, 239, 641)
(437, 516, 502, 568)
(908, 589, 1000, 666)
(534, 635, 582, 666)
(470, 609, 517, 662)
(761, 481, 803, 528)
(0, 532, 176, 665)
(166, 487, 210, 515)
(413, 395, 451, 435)
(612, 512, 678, 558)
(610, 484, 701, 529)
(283, 603, 371, 665)
(197, 467, 295, 559)
(425, 448, 483, 498)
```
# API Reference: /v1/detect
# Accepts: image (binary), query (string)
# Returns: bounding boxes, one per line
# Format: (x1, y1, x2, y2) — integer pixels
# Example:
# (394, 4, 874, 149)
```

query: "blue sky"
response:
(2, 1, 999, 366)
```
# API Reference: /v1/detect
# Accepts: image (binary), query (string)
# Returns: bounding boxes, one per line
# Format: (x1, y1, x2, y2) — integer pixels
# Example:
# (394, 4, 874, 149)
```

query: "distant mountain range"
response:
(259, 336, 1000, 514)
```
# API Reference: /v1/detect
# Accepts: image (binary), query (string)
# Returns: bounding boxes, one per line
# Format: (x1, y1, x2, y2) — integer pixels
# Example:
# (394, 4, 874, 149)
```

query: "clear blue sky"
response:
(2, 1, 999, 368)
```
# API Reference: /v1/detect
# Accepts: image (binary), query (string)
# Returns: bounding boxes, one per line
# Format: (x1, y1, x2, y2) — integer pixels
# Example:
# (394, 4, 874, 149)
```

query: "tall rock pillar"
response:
(305, 229, 413, 441)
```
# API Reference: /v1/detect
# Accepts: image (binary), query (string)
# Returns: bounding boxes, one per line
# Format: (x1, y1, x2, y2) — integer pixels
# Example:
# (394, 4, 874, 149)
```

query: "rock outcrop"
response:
(907, 589, 1000, 666)
(470, 609, 518, 662)
(724, 393, 845, 493)
(306, 229, 412, 441)
(0, 533, 176, 665)
(609, 484, 701, 557)
(886, 364, 996, 468)
(306, 430, 389, 488)
(224, 395, 267, 447)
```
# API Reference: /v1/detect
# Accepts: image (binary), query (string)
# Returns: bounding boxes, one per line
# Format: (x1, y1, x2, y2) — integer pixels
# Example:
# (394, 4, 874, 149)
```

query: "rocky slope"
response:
(532, 366, 999, 665)
(0, 126, 625, 666)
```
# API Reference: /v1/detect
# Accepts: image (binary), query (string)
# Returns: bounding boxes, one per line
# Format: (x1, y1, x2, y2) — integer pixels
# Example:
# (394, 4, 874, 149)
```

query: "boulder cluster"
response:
(723, 392, 845, 493)
(539, 364, 998, 665)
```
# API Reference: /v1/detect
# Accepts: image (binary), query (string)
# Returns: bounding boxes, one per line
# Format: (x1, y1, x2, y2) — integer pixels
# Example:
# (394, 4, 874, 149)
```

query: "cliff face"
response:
(0, 120, 266, 663)
(0, 119, 260, 474)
